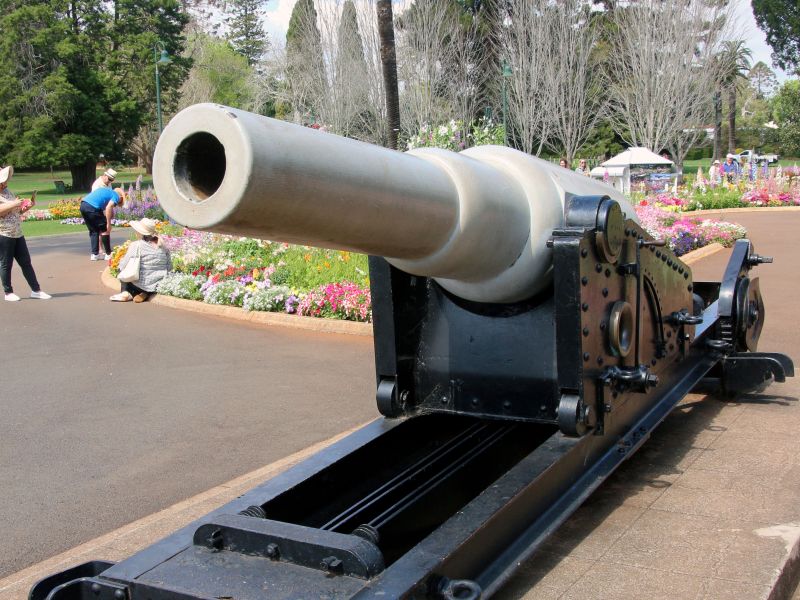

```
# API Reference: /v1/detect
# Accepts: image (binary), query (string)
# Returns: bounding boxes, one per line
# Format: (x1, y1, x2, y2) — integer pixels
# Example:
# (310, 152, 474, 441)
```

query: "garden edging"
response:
(100, 241, 723, 336)
(101, 267, 373, 337)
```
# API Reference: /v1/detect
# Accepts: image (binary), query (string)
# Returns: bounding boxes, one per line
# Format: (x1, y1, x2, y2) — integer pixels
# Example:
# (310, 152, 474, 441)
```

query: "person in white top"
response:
(91, 168, 117, 191)
(0, 166, 52, 301)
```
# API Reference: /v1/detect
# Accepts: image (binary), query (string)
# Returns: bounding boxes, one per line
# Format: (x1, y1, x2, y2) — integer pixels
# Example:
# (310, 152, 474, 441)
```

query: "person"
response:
(79, 186, 125, 261)
(0, 166, 52, 301)
(110, 218, 171, 303)
(575, 159, 589, 175)
(559, 158, 569, 169)
(709, 159, 722, 185)
(91, 168, 117, 192)
(721, 154, 741, 183)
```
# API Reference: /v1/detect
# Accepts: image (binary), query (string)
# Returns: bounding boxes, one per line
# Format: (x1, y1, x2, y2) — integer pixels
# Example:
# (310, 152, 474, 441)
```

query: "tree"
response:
(605, 0, 729, 169)
(773, 80, 800, 157)
(542, 1, 607, 163)
(224, 0, 269, 65)
(751, 0, 800, 72)
(326, 1, 370, 138)
(285, 0, 326, 123)
(377, 0, 400, 149)
(180, 34, 257, 108)
(499, 0, 556, 155)
(748, 61, 777, 98)
(0, 0, 189, 190)
(718, 40, 752, 153)
(394, 0, 463, 140)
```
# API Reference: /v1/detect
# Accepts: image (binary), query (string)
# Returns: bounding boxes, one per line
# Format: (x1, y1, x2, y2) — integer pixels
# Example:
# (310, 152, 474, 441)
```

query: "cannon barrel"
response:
(153, 103, 635, 303)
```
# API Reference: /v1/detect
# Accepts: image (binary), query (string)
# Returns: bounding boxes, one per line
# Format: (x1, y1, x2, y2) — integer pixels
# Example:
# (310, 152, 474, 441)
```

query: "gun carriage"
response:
(32, 104, 793, 600)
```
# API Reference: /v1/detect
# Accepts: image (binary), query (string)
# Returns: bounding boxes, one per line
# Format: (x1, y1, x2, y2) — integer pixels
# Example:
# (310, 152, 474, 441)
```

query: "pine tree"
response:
(332, 0, 369, 137)
(285, 0, 325, 122)
(225, 0, 268, 66)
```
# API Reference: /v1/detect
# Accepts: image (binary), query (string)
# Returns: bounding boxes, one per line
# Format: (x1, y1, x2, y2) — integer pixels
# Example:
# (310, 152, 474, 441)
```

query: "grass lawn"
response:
(22, 221, 86, 238)
(684, 157, 799, 170)
(9, 168, 153, 208)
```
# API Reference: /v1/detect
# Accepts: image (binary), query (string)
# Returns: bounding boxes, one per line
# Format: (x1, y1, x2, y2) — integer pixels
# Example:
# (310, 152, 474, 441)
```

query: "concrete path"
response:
(0, 233, 376, 579)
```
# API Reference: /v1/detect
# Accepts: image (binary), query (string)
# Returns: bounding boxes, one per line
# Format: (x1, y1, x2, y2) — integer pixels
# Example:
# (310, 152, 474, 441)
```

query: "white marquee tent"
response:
(590, 147, 674, 194)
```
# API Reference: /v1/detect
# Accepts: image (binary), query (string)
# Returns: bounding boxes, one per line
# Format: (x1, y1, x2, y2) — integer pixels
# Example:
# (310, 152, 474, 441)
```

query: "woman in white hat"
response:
(0, 165, 51, 301)
(110, 218, 171, 303)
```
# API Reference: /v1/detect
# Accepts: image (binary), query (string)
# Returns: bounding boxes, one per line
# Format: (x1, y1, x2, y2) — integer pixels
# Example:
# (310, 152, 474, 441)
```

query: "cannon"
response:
(32, 104, 794, 600)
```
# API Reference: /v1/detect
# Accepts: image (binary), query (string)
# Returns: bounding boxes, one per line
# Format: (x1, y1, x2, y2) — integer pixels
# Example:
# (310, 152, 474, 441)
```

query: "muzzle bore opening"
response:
(174, 132, 226, 202)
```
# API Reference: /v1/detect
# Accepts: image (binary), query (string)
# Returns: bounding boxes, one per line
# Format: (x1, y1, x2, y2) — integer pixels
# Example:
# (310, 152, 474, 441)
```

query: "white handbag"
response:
(117, 244, 141, 283)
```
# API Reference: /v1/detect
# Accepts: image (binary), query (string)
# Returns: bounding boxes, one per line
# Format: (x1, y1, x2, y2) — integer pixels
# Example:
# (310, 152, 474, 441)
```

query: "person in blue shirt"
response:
(79, 186, 125, 260)
(721, 154, 741, 183)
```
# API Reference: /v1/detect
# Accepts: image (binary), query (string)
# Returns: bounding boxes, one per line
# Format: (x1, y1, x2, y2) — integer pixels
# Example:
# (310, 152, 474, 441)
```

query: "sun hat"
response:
(0, 165, 13, 184)
(129, 218, 158, 236)
(713, 159, 721, 164)
(104, 168, 117, 180)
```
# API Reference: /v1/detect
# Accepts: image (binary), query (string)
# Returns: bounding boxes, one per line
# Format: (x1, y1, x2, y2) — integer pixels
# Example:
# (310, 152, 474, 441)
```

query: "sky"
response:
(262, 0, 792, 83)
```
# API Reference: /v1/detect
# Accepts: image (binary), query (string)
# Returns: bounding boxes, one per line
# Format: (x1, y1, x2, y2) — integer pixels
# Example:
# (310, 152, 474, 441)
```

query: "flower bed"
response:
(634, 205, 746, 256)
(639, 165, 800, 212)
(109, 227, 372, 322)
(22, 209, 53, 221)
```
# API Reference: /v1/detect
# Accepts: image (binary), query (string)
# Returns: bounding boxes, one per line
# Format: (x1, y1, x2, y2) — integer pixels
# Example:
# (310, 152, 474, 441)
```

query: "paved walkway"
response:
(0, 233, 376, 580)
(2, 211, 799, 599)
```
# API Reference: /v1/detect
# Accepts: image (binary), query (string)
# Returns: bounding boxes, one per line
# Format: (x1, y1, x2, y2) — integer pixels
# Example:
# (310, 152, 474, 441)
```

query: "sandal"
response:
(110, 292, 133, 302)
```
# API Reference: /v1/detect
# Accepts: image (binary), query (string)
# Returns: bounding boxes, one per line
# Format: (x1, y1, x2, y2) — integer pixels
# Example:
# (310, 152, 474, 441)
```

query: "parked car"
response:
(735, 150, 779, 164)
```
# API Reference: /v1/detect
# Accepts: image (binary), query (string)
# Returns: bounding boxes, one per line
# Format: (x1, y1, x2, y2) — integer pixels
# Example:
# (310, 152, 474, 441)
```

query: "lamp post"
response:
(154, 42, 171, 133)
(501, 59, 512, 146)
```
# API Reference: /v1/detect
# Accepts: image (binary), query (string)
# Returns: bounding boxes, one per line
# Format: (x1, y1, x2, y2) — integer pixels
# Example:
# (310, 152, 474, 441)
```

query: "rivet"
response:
(688, 284, 693, 291)
(597, 356, 604, 365)
(503, 400, 512, 409)
(583, 327, 590, 336)
(684, 272, 689, 279)
(667, 330, 672, 338)
(599, 322, 606, 330)
(673, 264, 678, 271)
(667, 259, 673, 266)
(583, 352, 590, 361)
(595, 263, 603, 273)
(471, 397, 479, 406)
(605, 268, 611, 277)
(624, 228, 631, 236)
(651, 358, 657, 366)
(581, 276, 589, 286)
(656, 250, 662, 258)
(582, 303, 589, 311)
(661, 255, 667, 262)
(581, 248, 588, 258)
(602, 288, 609, 297)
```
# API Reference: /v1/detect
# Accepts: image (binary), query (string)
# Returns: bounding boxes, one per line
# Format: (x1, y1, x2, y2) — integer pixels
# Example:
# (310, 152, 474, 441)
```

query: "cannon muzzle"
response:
(153, 104, 634, 303)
